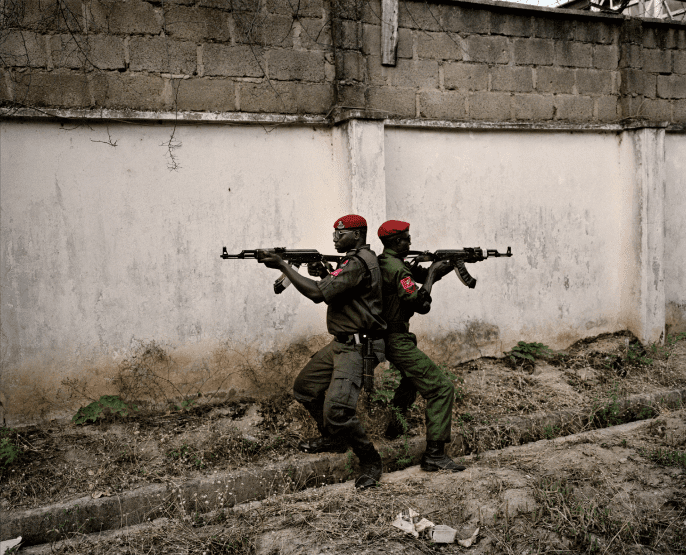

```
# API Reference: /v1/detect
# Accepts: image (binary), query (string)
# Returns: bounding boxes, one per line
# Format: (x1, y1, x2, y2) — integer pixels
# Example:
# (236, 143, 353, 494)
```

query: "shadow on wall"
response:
(422, 321, 501, 367)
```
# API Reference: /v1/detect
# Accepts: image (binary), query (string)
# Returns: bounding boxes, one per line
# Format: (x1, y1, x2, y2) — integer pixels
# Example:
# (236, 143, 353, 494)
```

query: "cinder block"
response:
(23, 0, 82, 32)
(673, 99, 686, 122)
(265, 0, 323, 18)
(87, 0, 162, 35)
(595, 95, 619, 122)
(574, 21, 615, 44)
(164, 6, 231, 42)
(361, 0, 382, 25)
(677, 29, 686, 50)
(418, 90, 466, 119)
(513, 38, 554, 66)
(334, 50, 364, 82)
(49, 35, 89, 69)
(576, 69, 613, 95)
(468, 91, 511, 120)
(362, 24, 381, 56)
(619, 68, 656, 98)
(674, 51, 686, 75)
(490, 12, 533, 38)
(174, 77, 236, 111)
(619, 18, 642, 46)
(463, 35, 509, 64)
(642, 49, 671, 74)
(536, 66, 575, 94)
(593, 44, 618, 71)
(619, 43, 642, 69)
(335, 82, 366, 108)
(368, 57, 438, 88)
(129, 37, 197, 74)
(88, 35, 126, 70)
(398, 2, 442, 31)
(638, 97, 672, 121)
(2, 31, 47, 68)
(512, 93, 554, 121)
(233, 13, 294, 46)
(554, 41, 592, 68)
(299, 18, 332, 50)
(417, 32, 463, 61)
(239, 80, 331, 114)
(397, 27, 413, 60)
(443, 62, 488, 91)
(439, 5, 489, 35)
(533, 17, 574, 41)
(554, 94, 594, 121)
(367, 86, 415, 118)
(100, 72, 166, 110)
(335, 19, 359, 51)
(203, 44, 263, 78)
(13, 70, 91, 107)
(491, 66, 533, 93)
(269, 49, 327, 82)
(0, 70, 11, 101)
(657, 74, 686, 99)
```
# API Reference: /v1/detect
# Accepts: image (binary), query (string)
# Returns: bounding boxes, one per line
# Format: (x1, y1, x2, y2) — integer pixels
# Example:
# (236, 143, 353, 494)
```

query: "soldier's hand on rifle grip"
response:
(429, 260, 453, 281)
(307, 261, 328, 278)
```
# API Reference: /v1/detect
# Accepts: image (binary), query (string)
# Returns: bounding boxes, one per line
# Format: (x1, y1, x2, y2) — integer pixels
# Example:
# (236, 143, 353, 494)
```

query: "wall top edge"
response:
(1, 107, 679, 132)
(427, 0, 686, 27)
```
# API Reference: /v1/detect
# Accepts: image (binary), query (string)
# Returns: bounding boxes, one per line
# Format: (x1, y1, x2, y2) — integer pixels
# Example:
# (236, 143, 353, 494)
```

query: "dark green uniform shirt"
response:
(378, 248, 432, 327)
(317, 245, 386, 335)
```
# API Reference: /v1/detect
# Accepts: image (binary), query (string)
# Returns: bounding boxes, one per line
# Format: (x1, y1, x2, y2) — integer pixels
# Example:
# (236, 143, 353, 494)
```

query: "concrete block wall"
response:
(1, 0, 685, 123)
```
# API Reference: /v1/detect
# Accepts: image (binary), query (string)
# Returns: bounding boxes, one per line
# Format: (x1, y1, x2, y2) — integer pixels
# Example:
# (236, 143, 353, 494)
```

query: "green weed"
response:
(589, 384, 623, 428)
(371, 364, 401, 405)
(505, 341, 554, 365)
(543, 424, 561, 440)
(0, 428, 21, 468)
(641, 448, 686, 468)
(72, 395, 138, 425)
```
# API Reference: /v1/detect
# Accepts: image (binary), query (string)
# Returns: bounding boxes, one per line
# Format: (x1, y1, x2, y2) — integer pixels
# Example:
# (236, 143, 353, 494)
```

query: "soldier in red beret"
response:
(377, 220, 466, 472)
(258, 214, 386, 489)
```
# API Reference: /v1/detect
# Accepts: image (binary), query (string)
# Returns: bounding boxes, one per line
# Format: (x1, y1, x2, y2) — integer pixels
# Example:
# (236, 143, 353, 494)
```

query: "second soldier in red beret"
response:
(258, 214, 386, 489)
(377, 220, 466, 472)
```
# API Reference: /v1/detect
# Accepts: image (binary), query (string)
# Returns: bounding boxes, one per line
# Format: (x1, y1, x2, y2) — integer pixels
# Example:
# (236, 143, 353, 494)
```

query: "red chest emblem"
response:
(400, 276, 417, 293)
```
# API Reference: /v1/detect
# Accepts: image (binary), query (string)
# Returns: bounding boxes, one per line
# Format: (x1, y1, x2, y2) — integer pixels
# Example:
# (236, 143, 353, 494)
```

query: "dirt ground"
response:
(3, 331, 686, 554)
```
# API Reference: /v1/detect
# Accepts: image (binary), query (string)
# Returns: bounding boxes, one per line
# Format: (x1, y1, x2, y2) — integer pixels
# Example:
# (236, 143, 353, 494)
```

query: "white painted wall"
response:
(384, 128, 626, 353)
(0, 121, 348, 423)
(665, 133, 686, 334)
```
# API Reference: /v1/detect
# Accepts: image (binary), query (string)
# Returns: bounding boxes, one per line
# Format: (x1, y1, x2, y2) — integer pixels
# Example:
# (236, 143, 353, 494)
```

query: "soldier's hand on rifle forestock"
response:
(429, 260, 453, 281)
(256, 250, 284, 270)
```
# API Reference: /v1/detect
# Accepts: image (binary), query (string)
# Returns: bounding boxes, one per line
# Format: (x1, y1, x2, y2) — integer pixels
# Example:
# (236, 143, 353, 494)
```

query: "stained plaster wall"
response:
(665, 133, 686, 334)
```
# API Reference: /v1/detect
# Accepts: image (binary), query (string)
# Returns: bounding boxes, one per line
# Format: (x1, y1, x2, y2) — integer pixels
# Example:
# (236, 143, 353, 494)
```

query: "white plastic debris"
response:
(457, 527, 480, 547)
(0, 536, 22, 555)
(431, 525, 457, 543)
(391, 508, 435, 538)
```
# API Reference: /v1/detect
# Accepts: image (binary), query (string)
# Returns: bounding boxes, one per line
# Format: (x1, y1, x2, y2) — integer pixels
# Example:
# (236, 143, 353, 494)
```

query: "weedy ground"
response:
(3, 331, 686, 554)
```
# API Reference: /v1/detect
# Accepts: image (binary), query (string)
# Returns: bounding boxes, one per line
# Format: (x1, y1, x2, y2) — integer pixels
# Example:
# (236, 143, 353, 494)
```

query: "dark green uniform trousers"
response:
(385, 332, 454, 442)
(293, 339, 385, 443)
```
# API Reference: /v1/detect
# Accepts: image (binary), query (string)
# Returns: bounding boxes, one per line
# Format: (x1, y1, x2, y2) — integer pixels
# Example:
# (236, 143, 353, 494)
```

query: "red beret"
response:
(378, 220, 410, 238)
(334, 214, 367, 230)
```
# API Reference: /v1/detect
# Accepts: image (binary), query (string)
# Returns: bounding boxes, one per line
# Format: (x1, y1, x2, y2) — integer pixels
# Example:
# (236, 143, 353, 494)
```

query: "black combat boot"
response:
(420, 440, 466, 472)
(353, 443, 383, 490)
(297, 435, 348, 454)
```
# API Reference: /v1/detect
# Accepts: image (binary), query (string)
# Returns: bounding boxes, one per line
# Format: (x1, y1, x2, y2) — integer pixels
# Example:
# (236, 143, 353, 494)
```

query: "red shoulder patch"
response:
(331, 268, 343, 277)
(400, 276, 417, 293)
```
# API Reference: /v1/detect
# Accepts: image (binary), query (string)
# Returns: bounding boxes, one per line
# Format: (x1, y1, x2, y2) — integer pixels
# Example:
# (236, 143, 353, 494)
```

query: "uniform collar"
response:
(346, 244, 370, 256)
(382, 247, 404, 259)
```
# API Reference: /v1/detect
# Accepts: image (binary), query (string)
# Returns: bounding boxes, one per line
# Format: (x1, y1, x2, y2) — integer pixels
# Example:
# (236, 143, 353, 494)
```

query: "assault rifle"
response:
(406, 247, 512, 289)
(221, 247, 343, 294)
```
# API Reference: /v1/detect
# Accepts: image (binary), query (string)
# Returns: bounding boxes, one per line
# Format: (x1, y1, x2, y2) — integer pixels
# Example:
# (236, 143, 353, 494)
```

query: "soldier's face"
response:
(333, 229, 359, 252)
(394, 231, 411, 256)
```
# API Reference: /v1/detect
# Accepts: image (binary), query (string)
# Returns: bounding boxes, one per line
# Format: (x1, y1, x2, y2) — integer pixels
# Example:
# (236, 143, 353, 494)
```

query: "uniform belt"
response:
(384, 322, 410, 334)
(334, 332, 381, 345)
